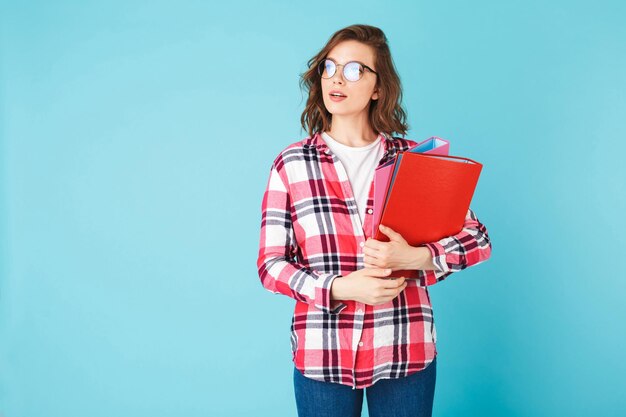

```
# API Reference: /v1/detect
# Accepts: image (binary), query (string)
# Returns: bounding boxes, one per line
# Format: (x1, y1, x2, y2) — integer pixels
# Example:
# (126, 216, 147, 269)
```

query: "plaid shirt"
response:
(257, 131, 492, 389)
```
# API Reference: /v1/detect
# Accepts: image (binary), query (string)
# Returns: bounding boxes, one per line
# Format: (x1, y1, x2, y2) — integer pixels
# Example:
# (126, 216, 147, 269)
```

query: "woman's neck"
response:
(327, 116, 378, 147)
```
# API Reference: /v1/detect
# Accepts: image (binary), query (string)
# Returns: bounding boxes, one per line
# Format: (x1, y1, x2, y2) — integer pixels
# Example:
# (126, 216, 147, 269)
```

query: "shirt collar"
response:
(303, 131, 404, 161)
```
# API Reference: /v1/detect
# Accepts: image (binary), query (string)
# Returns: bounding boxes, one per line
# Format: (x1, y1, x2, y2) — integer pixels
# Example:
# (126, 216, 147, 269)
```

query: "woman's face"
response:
(320, 40, 379, 120)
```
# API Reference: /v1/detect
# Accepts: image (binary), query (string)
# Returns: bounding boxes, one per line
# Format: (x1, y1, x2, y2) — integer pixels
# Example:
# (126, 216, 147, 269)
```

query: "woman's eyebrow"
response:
(327, 56, 368, 65)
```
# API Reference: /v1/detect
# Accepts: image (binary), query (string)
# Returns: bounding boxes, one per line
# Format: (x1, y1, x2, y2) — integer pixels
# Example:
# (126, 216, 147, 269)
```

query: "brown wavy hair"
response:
(299, 24, 409, 139)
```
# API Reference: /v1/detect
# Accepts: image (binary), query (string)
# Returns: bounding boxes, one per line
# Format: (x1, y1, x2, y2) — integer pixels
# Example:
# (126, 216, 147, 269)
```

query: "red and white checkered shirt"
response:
(257, 131, 492, 389)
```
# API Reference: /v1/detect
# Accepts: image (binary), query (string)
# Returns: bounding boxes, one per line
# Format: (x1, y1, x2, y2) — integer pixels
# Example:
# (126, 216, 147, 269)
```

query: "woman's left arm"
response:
(364, 207, 492, 285)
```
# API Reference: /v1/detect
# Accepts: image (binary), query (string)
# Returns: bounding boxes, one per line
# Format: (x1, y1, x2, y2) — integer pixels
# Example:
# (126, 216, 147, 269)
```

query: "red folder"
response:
(372, 137, 449, 236)
(373, 152, 483, 279)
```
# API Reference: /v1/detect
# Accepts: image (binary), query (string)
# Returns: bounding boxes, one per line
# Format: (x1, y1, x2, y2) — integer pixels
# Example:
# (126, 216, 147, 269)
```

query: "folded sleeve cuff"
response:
(423, 242, 450, 274)
(314, 273, 347, 315)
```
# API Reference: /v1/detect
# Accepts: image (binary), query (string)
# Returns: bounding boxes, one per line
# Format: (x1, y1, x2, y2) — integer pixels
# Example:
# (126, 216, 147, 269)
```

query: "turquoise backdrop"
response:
(1, 1, 625, 416)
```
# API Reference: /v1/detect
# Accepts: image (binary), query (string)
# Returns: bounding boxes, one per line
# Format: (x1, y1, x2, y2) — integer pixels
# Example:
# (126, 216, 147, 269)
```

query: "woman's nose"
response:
(331, 69, 345, 83)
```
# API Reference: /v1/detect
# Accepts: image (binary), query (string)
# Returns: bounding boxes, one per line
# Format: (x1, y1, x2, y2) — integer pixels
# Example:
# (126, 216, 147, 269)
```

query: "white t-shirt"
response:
(322, 131, 384, 225)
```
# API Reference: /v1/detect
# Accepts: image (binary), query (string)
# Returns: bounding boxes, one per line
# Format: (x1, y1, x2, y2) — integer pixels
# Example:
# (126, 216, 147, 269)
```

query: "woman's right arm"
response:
(256, 163, 347, 315)
(257, 162, 409, 311)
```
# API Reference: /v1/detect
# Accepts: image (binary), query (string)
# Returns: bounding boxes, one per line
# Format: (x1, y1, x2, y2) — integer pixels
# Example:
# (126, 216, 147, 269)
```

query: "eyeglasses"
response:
(317, 58, 378, 82)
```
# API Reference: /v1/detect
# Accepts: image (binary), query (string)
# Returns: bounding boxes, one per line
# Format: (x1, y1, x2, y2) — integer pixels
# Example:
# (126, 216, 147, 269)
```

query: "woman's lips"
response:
(329, 93, 347, 102)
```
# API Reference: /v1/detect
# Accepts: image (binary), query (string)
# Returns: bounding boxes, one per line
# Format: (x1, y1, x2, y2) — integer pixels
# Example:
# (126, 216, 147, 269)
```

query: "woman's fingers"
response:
(364, 256, 384, 268)
(363, 247, 383, 267)
(364, 238, 384, 251)
(366, 268, 392, 278)
(381, 277, 406, 289)
(378, 283, 408, 302)
(362, 246, 380, 258)
(356, 270, 408, 306)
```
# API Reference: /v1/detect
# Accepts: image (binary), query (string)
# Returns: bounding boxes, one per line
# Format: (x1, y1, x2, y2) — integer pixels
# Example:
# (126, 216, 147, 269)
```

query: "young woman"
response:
(257, 24, 492, 417)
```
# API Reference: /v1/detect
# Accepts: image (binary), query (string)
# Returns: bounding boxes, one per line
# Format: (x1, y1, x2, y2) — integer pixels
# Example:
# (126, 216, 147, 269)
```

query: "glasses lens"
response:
(318, 59, 336, 78)
(344, 62, 363, 81)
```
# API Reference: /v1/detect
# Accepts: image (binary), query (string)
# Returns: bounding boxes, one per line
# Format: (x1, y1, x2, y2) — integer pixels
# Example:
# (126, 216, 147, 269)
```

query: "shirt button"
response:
(359, 342, 364, 347)
(359, 242, 365, 247)
(367, 208, 373, 214)
(325, 149, 330, 154)
(357, 309, 363, 314)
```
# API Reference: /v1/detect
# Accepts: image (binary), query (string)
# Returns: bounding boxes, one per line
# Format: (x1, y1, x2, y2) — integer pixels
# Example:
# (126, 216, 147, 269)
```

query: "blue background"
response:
(1, 1, 625, 416)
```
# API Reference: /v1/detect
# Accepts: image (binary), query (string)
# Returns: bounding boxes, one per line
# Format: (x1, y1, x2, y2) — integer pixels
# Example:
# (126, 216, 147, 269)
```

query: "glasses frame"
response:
(317, 58, 378, 82)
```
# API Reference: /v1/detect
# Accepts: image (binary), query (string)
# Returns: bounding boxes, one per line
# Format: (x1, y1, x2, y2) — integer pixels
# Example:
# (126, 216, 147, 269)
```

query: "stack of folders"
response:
(372, 136, 483, 279)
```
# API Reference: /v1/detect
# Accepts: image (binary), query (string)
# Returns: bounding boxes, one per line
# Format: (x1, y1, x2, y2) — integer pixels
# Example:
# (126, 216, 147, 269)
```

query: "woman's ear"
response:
(372, 89, 380, 100)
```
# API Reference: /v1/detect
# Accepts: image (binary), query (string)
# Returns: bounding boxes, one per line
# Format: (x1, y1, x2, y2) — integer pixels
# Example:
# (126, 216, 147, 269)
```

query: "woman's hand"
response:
(364, 224, 435, 271)
(330, 268, 407, 306)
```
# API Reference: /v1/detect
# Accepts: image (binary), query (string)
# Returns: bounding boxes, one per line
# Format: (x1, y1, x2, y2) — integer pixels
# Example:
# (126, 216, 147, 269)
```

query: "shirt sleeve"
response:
(256, 163, 347, 315)
(417, 207, 492, 286)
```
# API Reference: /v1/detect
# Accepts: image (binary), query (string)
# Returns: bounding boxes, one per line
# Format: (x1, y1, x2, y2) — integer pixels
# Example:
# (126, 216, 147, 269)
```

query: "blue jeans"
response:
(293, 357, 436, 417)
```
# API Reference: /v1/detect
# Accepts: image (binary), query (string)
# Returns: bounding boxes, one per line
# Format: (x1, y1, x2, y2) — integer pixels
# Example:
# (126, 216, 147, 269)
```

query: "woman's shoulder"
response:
(389, 134, 419, 148)
(269, 132, 322, 168)
(385, 134, 419, 153)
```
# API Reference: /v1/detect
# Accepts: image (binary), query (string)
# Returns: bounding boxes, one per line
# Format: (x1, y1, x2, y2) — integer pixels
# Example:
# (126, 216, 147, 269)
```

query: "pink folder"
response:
(372, 137, 450, 236)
